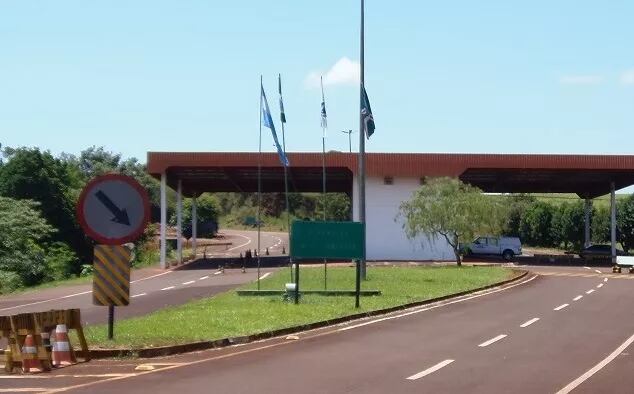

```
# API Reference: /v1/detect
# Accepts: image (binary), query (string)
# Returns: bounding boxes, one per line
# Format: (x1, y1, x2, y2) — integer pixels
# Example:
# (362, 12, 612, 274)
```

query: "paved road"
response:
(5, 265, 634, 393)
(0, 229, 283, 325)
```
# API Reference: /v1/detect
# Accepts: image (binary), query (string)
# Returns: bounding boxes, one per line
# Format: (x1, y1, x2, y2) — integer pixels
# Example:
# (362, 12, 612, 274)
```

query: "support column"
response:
(192, 196, 198, 259)
(611, 182, 617, 265)
(176, 179, 183, 265)
(584, 198, 592, 248)
(160, 172, 167, 269)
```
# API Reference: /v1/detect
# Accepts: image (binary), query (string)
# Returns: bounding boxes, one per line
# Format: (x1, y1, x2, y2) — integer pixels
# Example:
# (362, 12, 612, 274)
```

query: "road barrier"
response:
(0, 309, 89, 373)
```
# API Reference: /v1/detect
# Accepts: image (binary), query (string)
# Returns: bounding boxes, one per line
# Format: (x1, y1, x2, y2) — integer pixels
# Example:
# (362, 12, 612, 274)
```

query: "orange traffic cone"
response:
(21, 334, 41, 373)
(52, 324, 72, 366)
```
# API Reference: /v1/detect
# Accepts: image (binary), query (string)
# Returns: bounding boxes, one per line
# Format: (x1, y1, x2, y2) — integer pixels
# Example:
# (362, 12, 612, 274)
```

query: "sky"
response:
(1, 1, 634, 163)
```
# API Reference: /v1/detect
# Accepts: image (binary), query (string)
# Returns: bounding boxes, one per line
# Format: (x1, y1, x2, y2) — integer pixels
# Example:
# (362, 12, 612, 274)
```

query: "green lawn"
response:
(83, 265, 514, 349)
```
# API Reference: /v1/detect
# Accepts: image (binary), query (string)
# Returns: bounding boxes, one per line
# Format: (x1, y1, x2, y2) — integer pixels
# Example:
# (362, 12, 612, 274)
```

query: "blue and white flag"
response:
(278, 74, 286, 124)
(261, 84, 289, 167)
(320, 76, 327, 134)
(361, 85, 375, 138)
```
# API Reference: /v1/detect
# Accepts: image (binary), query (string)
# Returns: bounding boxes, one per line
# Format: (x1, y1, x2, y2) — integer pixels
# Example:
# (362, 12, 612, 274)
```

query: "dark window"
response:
(384, 176, 394, 185)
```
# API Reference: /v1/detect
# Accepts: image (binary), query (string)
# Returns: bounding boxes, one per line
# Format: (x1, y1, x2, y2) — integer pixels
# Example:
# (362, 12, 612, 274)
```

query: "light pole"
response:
(341, 129, 355, 153)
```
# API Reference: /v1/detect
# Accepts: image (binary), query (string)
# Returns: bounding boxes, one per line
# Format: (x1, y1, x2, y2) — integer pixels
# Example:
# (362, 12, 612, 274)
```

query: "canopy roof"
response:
(147, 152, 634, 198)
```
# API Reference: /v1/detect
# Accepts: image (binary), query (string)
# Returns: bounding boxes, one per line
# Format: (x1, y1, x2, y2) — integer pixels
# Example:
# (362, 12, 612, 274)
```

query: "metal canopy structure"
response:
(147, 152, 634, 198)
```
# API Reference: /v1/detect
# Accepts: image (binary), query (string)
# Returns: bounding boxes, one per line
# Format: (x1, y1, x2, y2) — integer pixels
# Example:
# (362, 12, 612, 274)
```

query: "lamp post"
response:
(341, 129, 355, 153)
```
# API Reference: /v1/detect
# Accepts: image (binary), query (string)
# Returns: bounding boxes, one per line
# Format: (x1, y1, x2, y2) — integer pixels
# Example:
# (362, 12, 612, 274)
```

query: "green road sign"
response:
(290, 221, 365, 260)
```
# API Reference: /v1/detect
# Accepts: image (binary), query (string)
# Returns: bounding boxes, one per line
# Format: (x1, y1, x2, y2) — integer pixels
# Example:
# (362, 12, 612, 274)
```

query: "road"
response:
(0, 229, 284, 325)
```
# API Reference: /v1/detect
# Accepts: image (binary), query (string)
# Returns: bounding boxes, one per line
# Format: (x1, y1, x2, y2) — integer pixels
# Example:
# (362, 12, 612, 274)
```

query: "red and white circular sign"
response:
(77, 174, 150, 245)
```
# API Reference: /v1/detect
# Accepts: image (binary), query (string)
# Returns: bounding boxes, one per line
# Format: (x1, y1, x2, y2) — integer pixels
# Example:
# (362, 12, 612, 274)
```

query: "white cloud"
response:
(305, 57, 360, 89)
(620, 69, 634, 85)
(559, 75, 604, 85)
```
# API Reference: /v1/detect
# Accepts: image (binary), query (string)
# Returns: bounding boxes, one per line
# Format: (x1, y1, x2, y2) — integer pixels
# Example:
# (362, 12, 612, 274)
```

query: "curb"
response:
(88, 269, 529, 359)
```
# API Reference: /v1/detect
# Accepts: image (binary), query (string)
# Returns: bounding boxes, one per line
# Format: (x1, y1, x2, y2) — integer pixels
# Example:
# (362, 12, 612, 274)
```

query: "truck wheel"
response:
(502, 249, 514, 261)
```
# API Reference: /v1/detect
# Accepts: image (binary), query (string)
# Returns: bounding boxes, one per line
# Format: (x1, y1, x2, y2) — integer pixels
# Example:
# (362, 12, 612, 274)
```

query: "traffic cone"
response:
(21, 335, 41, 373)
(52, 324, 72, 366)
(282, 246, 286, 254)
(266, 247, 269, 256)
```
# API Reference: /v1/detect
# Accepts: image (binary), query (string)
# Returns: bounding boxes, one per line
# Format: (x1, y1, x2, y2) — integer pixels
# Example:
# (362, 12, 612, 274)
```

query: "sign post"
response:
(77, 174, 150, 339)
(290, 221, 365, 307)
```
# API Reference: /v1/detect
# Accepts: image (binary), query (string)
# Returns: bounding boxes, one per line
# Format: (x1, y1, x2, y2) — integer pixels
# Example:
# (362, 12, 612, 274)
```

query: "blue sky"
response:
(1, 1, 633, 162)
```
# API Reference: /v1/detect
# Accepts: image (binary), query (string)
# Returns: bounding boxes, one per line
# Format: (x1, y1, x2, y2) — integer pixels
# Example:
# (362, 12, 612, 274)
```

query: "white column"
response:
(610, 182, 616, 265)
(177, 179, 183, 265)
(160, 172, 167, 269)
(192, 196, 198, 259)
(584, 199, 592, 248)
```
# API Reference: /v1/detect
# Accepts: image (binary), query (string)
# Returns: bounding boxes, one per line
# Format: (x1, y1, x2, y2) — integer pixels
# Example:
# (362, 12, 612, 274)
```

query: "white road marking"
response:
(520, 318, 540, 328)
(0, 389, 46, 393)
(161, 286, 175, 291)
(594, 269, 602, 274)
(597, 283, 604, 288)
(131, 293, 146, 298)
(340, 275, 538, 332)
(213, 271, 223, 276)
(554, 303, 569, 311)
(556, 332, 634, 394)
(584, 266, 592, 270)
(0, 268, 174, 312)
(182, 281, 195, 285)
(586, 289, 595, 294)
(604, 278, 608, 282)
(199, 276, 209, 280)
(406, 359, 455, 380)
(259, 273, 271, 280)
(478, 334, 507, 347)
(573, 295, 583, 301)
(225, 232, 252, 252)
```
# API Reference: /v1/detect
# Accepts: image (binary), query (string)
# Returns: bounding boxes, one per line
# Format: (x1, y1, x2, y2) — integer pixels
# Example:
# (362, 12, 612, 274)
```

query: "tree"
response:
(503, 194, 536, 236)
(0, 147, 90, 269)
(617, 195, 634, 253)
(519, 201, 557, 247)
(552, 201, 585, 250)
(399, 177, 507, 266)
(171, 193, 220, 239)
(0, 197, 55, 290)
(592, 206, 610, 244)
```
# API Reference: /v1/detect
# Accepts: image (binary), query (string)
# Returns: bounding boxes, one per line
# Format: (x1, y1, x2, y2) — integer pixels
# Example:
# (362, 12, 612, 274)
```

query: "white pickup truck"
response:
(461, 236, 522, 261)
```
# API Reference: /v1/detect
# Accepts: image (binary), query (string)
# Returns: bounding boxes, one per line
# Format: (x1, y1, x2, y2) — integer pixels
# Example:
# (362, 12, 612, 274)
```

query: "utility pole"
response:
(341, 129, 355, 153)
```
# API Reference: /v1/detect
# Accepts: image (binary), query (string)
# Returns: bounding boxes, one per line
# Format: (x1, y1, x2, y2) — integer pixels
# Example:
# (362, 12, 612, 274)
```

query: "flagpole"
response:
(320, 76, 328, 290)
(257, 76, 263, 290)
(279, 74, 293, 282)
(357, 0, 367, 306)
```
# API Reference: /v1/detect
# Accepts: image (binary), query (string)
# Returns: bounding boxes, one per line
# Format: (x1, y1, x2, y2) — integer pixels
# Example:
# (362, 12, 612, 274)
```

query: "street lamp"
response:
(341, 129, 356, 153)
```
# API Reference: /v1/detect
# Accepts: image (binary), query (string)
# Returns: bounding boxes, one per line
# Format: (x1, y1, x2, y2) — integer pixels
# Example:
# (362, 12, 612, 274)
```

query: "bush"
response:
(45, 242, 80, 281)
(0, 270, 24, 293)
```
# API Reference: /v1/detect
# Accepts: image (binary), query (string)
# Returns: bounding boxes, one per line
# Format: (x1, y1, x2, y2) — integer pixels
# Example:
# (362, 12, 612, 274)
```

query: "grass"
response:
(82, 265, 513, 349)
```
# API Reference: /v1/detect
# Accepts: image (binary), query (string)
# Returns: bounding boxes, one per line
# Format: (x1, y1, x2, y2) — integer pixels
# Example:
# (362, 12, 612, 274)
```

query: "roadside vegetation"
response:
(82, 265, 513, 348)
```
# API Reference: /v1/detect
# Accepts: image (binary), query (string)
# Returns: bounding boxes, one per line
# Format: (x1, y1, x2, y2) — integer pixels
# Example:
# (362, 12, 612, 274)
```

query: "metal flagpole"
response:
(321, 76, 328, 290)
(358, 0, 367, 282)
(279, 74, 293, 282)
(257, 76, 263, 290)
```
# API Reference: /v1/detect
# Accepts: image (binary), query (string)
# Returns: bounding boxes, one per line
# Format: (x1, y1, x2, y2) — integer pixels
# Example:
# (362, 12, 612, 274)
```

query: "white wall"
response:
(352, 176, 455, 261)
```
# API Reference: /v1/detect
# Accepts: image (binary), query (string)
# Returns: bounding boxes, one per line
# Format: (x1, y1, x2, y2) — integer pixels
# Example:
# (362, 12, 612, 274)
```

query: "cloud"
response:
(559, 75, 604, 85)
(305, 57, 360, 89)
(621, 69, 634, 85)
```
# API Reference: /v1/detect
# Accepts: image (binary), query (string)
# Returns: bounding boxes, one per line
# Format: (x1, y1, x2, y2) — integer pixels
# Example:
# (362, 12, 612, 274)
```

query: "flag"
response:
(278, 74, 286, 124)
(320, 76, 327, 132)
(361, 85, 375, 138)
(261, 84, 289, 167)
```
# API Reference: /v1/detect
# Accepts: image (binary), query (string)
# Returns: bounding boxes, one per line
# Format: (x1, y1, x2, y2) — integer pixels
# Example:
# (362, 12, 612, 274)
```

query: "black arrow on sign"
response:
(95, 190, 131, 226)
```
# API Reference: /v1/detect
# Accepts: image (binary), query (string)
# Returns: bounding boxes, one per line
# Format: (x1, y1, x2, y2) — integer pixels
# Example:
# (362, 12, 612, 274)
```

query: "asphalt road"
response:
(5, 265, 634, 393)
(0, 229, 283, 326)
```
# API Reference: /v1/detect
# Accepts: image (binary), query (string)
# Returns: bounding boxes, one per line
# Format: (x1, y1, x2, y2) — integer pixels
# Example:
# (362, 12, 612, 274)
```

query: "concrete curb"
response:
(87, 269, 529, 359)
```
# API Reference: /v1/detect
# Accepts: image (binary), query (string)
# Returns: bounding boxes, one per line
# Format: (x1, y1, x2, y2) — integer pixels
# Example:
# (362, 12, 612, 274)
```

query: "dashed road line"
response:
(520, 318, 540, 328)
(556, 332, 634, 394)
(597, 283, 604, 288)
(213, 271, 223, 276)
(259, 272, 271, 280)
(583, 266, 592, 270)
(131, 293, 147, 298)
(478, 334, 507, 347)
(586, 289, 595, 294)
(573, 295, 583, 301)
(594, 269, 602, 274)
(339, 275, 538, 332)
(406, 359, 455, 381)
(199, 276, 209, 280)
(604, 278, 608, 282)
(182, 281, 195, 285)
(161, 286, 175, 291)
(554, 303, 569, 311)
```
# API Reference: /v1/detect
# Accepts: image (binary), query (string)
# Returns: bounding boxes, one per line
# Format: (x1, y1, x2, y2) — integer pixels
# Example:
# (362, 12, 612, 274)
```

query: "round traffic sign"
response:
(77, 174, 150, 245)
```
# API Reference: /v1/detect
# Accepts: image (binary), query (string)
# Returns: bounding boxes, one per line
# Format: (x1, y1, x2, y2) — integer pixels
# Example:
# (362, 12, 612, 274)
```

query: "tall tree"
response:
(399, 177, 507, 266)
(617, 195, 634, 253)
